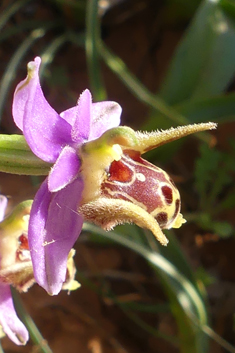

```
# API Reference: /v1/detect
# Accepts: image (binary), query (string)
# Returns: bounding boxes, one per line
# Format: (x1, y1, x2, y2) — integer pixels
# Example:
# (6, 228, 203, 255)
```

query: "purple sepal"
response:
(90, 101, 122, 140)
(0, 284, 29, 345)
(71, 89, 92, 143)
(28, 177, 84, 295)
(12, 57, 72, 163)
(48, 146, 81, 192)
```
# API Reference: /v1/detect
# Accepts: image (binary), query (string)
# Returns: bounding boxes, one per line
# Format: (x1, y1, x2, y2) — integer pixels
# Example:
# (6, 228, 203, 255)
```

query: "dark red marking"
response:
(16, 233, 29, 262)
(18, 234, 29, 250)
(108, 160, 133, 182)
(156, 212, 168, 227)
(173, 199, 180, 219)
(161, 185, 173, 204)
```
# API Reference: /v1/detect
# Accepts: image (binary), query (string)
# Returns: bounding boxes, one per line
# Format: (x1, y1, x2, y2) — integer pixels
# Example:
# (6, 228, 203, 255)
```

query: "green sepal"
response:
(82, 126, 138, 155)
(0, 134, 51, 175)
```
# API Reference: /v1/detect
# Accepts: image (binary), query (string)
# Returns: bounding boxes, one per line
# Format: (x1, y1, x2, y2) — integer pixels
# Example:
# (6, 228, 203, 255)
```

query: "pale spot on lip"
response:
(136, 173, 145, 182)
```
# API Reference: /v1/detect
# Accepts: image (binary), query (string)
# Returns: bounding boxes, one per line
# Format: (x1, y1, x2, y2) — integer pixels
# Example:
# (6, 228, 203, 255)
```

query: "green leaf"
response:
(195, 143, 235, 211)
(160, 0, 235, 104)
(85, 0, 107, 101)
(176, 93, 235, 123)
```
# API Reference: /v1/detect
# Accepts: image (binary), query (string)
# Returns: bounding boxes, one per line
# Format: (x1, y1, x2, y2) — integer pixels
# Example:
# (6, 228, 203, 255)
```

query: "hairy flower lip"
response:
(79, 197, 169, 246)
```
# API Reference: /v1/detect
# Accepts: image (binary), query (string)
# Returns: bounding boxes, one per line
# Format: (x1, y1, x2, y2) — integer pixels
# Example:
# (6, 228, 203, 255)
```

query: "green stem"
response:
(40, 33, 69, 77)
(85, 0, 107, 101)
(12, 289, 53, 353)
(0, 135, 51, 175)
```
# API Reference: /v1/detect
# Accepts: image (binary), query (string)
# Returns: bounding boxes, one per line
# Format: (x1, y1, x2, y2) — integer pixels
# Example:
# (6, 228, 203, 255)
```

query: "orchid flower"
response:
(0, 196, 30, 345)
(12, 57, 216, 298)
(0, 195, 80, 344)
(13, 57, 121, 296)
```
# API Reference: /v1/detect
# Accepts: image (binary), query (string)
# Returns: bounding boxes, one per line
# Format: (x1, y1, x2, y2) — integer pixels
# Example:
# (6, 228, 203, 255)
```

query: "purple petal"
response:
(71, 89, 92, 143)
(0, 195, 8, 222)
(60, 90, 92, 141)
(12, 57, 72, 163)
(48, 146, 81, 192)
(60, 106, 77, 126)
(0, 284, 29, 345)
(89, 101, 121, 140)
(28, 177, 84, 295)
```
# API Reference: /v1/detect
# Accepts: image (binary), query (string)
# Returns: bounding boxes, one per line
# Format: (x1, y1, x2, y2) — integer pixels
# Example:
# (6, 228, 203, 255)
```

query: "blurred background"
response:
(0, 0, 235, 352)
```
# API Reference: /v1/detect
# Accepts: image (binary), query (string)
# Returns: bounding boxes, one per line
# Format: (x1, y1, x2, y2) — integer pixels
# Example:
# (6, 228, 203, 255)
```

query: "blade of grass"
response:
(83, 223, 208, 353)
(0, 19, 62, 42)
(118, 301, 179, 346)
(85, 0, 107, 101)
(202, 325, 235, 353)
(99, 42, 218, 144)
(0, 0, 32, 32)
(0, 22, 59, 123)
(175, 92, 235, 123)
(40, 33, 70, 77)
(76, 270, 179, 347)
(12, 289, 53, 353)
(83, 225, 235, 352)
(99, 41, 188, 126)
(0, 29, 44, 123)
(83, 224, 207, 323)
(152, 230, 200, 289)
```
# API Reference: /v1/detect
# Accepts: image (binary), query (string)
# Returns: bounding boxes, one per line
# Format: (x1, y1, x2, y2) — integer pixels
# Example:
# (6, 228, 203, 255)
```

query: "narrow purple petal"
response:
(28, 177, 84, 295)
(89, 101, 121, 140)
(60, 106, 77, 126)
(13, 57, 72, 163)
(48, 146, 81, 192)
(0, 195, 8, 222)
(0, 284, 29, 345)
(71, 89, 92, 143)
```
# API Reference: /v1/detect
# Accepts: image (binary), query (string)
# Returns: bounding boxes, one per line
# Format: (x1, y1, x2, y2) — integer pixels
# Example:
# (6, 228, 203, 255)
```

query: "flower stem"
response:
(0, 134, 51, 175)
(12, 289, 54, 353)
(85, 0, 107, 101)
